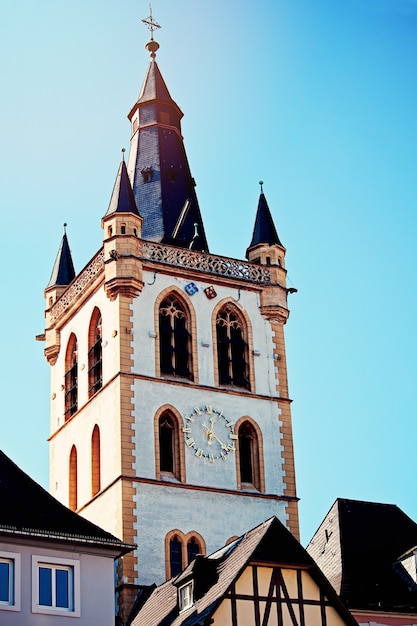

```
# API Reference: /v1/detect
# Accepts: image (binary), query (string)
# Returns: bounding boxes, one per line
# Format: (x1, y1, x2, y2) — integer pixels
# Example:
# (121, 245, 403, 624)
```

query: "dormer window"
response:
(141, 167, 153, 183)
(178, 581, 193, 612)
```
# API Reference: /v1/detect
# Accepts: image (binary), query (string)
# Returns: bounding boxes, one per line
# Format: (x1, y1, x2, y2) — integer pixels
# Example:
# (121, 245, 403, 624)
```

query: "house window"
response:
(64, 334, 78, 420)
(159, 295, 192, 379)
(69, 445, 77, 511)
(91, 425, 101, 496)
(169, 536, 182, 578)
(0, 552, 20, 611)
(178, 581, 193, 612)
(32, 556, 80, 617)
(238, 421, 260, 490)
(216, 304, 249, 389)
(88, 308, 102, 397)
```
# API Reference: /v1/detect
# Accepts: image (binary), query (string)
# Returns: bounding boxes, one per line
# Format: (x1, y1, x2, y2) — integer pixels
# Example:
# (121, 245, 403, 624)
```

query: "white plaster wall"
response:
(132, 483, 289, 586)
(50, 378, 122, 510)
(132, 379, 285, 494)
(130, 270, 279, 396)
(0, 539, 116, 626)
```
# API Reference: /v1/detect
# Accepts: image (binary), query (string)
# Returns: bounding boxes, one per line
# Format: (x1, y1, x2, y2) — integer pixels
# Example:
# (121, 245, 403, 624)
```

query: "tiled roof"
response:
(128, 56, 209, 252)
(131, 517, 357, 626)
(0, 450, 134, 554)
(336, 499, 417, 612)
(248, 192, 282, 250)
(137, 60, 181, 112)
(104, 158, 140, 217)
(46, 231, 75, 289)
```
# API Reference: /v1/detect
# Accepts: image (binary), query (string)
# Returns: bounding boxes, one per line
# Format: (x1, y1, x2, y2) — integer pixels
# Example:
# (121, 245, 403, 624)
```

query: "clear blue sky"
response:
(1, 0, 416, 545)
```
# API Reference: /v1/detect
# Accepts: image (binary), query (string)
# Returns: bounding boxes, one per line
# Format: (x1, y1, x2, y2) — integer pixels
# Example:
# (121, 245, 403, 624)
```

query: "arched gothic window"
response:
(238, 421, 260, 490)
(169, 535, 183, 578)
(159, 295, 192, 379)
(91, 425, 101, 496)
(69, 445, 78, 511)
(88, 308, 102, 398)
(159, 412, 181, 479)
(216, 304, 249, 389)
(187, 537, 200, 564)
(64, 334, 78, 420)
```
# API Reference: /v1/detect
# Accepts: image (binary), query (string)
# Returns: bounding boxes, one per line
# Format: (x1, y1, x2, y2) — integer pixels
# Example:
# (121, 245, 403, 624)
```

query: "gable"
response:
(211, 564, 353, 626)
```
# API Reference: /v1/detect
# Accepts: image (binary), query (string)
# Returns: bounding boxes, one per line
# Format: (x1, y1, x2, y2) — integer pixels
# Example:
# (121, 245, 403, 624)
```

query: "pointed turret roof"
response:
(249, 184, 282, 249)
(105, 154, 140, 217)
(126, 33, 209, 251)
(46, 226, 75, 289)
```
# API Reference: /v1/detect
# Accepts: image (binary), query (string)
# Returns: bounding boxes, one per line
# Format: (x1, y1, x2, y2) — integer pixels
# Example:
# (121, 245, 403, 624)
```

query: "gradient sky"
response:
(1, 0, 416, 545)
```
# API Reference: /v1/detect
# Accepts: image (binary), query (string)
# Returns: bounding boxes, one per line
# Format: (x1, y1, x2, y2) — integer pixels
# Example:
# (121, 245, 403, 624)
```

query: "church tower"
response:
(42, 14, 298, 623)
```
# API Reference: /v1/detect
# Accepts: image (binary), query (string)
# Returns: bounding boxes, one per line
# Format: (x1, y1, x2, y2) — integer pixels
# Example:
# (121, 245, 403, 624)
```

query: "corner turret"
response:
(246, 182, 286, 269)
(43, 225, 76, 364)
(102, 153, 144, 300)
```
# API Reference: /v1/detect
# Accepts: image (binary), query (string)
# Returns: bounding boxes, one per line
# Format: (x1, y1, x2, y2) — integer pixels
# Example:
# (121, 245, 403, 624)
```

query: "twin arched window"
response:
(166, 532, 205, 579)
(64, 334, 78, 420)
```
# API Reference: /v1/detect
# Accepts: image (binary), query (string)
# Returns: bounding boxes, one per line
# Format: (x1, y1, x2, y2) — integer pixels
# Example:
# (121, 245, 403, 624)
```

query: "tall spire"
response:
(126, 10, 209, 251)
(46, 225, 75, 289)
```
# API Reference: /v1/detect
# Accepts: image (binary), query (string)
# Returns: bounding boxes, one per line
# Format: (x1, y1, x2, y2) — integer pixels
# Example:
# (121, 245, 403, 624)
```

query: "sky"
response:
(1, 0, 416, 546)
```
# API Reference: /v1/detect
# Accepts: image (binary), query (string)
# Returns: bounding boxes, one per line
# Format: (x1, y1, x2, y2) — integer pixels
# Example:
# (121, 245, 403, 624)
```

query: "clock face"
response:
(183, 405, 237, 462)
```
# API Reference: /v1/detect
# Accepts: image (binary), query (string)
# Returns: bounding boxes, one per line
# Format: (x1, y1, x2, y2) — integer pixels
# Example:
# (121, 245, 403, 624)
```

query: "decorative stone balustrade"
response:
(48, 243, 271, 323)
(142, 242, 271, 284)
(49, 250, 105, 323)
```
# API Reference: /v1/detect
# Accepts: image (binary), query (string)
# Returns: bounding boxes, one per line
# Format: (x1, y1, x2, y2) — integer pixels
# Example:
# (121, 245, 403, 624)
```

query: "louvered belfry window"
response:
(159, 295, 192, 379)
(216, 304, 249, 389)
(64, 334, 78, 420)
(88, 309, 102, 398)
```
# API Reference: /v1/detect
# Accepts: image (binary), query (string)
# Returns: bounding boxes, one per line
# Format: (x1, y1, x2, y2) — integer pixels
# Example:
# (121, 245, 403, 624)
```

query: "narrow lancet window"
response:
(88, 308, 102, 397)
(64, 334, 78, 420)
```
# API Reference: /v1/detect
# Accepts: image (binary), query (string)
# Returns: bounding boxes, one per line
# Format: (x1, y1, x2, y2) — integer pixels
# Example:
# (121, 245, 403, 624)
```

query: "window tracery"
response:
(216, 304, 249, 389)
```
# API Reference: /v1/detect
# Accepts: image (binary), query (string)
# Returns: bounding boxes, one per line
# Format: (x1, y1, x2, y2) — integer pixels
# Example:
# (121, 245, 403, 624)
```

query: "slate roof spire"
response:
(249, 181, 282, 249)
(104, 150, 140, 217)
(46, 224, 76, 289)
(126, 12, 209, 251)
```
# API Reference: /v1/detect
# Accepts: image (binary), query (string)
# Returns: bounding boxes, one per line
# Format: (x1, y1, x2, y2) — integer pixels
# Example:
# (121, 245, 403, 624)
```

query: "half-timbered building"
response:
(130, 516, 359, 626)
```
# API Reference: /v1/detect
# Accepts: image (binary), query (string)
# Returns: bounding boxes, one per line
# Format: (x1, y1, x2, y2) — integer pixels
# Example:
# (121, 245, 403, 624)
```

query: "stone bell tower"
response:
(42, 12, 298, 624)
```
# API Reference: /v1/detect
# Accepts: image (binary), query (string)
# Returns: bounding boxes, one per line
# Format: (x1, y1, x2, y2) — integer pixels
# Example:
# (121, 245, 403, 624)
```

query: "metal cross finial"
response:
(142, 5, 161, 41)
